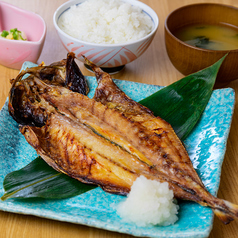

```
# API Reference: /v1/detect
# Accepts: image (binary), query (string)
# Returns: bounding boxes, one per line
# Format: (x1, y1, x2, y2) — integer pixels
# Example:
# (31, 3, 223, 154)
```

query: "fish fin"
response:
(83, 56, 106, 82)
(214, 209, 234, 224)
(214, 200, 238, 224)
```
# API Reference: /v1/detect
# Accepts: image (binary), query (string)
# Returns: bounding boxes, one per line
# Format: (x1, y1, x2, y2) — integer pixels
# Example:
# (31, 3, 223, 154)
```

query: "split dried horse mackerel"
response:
(7, 53, 238, 224)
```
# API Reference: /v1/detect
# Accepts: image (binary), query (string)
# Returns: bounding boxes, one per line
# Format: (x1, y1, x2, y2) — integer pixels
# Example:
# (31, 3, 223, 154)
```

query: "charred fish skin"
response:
(65, 52, 89, 94)
(8, 52, 88, 127)
(8, 53, 238, 225)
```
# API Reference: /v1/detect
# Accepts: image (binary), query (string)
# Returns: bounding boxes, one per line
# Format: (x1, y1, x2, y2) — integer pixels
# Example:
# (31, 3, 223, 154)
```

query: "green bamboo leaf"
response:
(139, 55, 226, 140)
(1, 157, 96, 201)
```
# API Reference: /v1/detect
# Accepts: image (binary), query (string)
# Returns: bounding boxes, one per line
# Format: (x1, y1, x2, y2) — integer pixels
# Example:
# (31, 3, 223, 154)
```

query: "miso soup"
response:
(174, 23, 238, 50)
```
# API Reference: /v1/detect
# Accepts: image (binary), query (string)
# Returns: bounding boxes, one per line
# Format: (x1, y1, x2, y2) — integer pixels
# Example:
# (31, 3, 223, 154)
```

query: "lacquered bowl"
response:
(165, 3, 238, 84)
(0, 2, 46, 70)
(53, 0, 159, 73)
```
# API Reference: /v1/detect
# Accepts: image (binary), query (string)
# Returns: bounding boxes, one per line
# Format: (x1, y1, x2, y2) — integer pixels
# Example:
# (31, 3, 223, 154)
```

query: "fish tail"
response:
(213, 200, 238, 224)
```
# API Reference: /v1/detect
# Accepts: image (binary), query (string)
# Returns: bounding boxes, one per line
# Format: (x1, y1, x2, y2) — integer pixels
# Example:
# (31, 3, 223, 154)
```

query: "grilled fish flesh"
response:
(9, 53, 238, 224)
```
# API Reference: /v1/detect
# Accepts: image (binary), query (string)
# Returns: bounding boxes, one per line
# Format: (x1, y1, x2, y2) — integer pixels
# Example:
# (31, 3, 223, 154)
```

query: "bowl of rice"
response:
(53, 0, 158, 73)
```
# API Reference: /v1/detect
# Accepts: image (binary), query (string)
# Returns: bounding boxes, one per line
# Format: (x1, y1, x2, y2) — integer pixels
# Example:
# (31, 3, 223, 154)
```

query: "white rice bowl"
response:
(58, 0, 154, 44)
(117, 176, 179, 227)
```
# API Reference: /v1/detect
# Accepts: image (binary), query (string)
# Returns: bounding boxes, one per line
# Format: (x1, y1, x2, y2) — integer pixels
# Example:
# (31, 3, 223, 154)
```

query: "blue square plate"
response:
(0, 62, 235, 238)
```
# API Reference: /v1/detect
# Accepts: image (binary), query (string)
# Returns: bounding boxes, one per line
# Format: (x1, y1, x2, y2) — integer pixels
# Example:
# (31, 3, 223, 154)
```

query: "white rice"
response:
(117, 176, 179, 227)
(58, 0, 153, 44)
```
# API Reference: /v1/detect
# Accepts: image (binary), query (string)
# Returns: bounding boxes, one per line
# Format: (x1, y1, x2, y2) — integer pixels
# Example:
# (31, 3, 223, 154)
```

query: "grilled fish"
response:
(9, 53, 238, 224)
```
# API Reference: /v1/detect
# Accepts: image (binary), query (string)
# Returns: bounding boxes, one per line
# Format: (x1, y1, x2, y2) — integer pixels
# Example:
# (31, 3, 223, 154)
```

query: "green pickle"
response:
(0, 28, 27, 41)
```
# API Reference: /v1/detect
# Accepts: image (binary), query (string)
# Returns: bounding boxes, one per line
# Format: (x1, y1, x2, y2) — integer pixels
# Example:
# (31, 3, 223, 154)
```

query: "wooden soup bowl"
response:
(165, 3, 238, 84)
